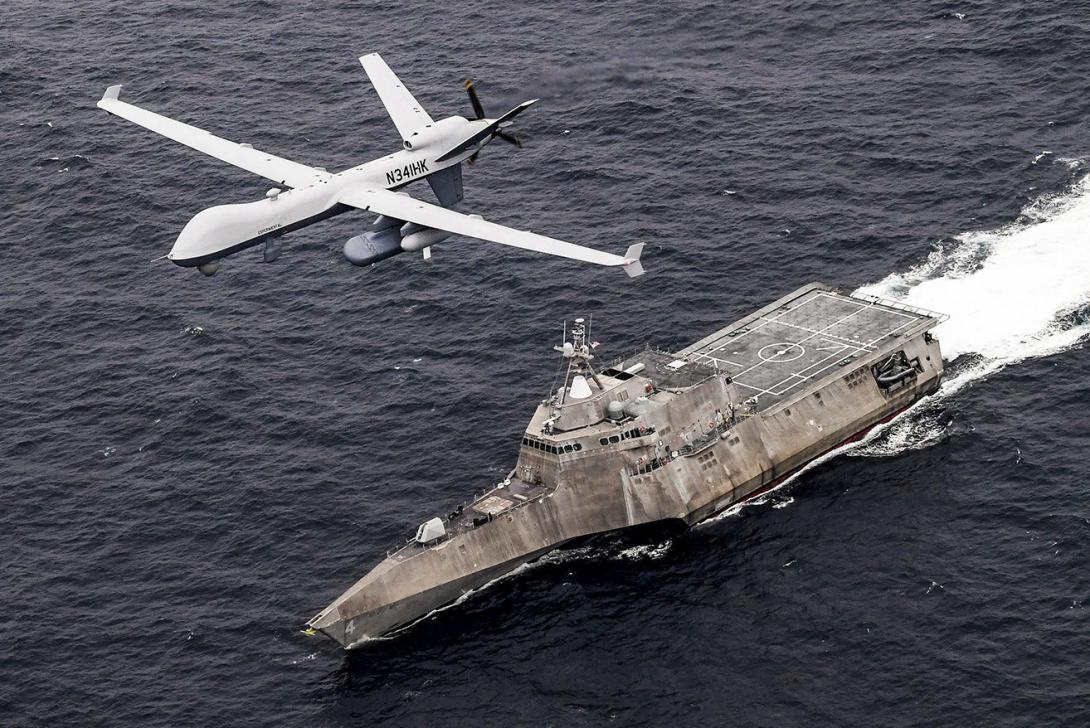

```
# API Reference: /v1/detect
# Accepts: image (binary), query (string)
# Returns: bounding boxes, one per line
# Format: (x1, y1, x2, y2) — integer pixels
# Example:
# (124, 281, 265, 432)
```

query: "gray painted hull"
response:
(308, 284, 947, 649)
(314, 546, 556, 648)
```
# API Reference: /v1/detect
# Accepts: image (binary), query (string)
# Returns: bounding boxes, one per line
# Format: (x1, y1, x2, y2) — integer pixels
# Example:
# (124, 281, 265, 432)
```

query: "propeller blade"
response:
(495, 130, 522, 148)
(464, 78, 486, 120)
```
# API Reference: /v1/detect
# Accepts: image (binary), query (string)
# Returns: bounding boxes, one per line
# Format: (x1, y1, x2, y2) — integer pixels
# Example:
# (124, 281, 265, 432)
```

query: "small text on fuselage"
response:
(386, 160, 429, 186)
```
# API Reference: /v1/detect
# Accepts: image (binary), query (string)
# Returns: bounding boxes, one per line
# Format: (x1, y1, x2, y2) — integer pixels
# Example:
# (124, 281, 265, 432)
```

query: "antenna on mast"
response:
(553, 317, 602, 405)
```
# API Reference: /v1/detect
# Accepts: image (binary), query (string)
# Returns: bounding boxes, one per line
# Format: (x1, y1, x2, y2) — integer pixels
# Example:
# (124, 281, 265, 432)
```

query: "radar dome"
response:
(569, 375, 593, 399)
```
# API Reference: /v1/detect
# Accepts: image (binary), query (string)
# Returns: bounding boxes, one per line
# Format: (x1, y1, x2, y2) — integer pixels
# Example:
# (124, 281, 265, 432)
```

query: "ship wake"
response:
(852, 166, 1090, 457)
(700, 167, 1090, 524)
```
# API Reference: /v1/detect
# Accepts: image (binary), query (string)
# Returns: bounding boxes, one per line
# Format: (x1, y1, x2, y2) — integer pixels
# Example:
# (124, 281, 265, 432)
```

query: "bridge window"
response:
(523, 434, 580, 455)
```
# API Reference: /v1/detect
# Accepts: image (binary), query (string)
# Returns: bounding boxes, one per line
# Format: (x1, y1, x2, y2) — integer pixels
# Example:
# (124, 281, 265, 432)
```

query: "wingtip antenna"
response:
(622, 242, 646, 278)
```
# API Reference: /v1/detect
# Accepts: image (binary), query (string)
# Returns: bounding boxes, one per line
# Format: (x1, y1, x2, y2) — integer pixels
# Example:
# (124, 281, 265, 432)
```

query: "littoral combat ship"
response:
(308, 283, 946, 648)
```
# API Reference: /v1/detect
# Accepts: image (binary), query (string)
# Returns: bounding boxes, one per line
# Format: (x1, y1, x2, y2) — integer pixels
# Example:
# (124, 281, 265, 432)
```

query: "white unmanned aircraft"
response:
(97, 53, 645, 278)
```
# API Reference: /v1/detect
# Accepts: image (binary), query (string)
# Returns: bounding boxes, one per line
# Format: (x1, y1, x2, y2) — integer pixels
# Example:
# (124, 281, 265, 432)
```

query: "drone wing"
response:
(359, 53, 434, 141)
(96, 85, 329, 189)
(339, 187, 645, 276)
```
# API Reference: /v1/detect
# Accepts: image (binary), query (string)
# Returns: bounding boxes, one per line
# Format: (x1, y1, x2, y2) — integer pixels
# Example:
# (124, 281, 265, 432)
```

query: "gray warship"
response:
(308, 283, 946, 648)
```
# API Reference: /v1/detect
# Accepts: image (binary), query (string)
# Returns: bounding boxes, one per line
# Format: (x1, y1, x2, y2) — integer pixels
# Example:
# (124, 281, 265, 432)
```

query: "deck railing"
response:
(851, 292, 950, 323)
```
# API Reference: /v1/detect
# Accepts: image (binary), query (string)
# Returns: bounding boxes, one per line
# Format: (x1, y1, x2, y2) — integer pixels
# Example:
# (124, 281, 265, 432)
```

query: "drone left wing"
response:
(96, 85, 329, 189)
(339, 186, 645, 276)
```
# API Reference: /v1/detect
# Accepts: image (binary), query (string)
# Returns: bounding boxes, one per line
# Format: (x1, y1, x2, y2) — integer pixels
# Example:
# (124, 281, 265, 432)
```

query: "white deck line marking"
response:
(732, 303, 869, 379)
(694, 291, 931, 404)
(734, 381, 778, 397)
(692, 353, 744, 369)
(757, 342, 805, 362)
(694, 293, 919, 359)
(835, 296, 917, 322)
(693, 352, 744, 367)
(815, 339, 848, 352)
(697, 293, 826, 356)
(750, 318, 871, 350)
(817, 297, 921, 349)
(862, 319, 917, 347)
(767, 373, 810, 396)
(731, 300, 875, 385)
(766, 356, 848, 394)
(764, 347, 862, 394)
(818, 292, 915, 322)
(814, 298, 876, 330)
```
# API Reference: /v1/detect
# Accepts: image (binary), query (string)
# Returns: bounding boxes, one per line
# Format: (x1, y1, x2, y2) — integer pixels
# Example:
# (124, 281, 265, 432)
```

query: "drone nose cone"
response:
(167, 239, 195, 266)
(170, 208, 221, 265)
(170, 205, 249, 267)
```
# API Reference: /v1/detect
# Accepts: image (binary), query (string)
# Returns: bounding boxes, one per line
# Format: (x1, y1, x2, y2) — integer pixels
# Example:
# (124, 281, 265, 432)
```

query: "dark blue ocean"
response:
(4, 1, 1090, 725)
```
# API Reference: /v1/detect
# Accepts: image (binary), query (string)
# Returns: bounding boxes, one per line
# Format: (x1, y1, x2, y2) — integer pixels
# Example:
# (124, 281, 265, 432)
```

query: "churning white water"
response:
(701, 170, 1090, 514)
(850, 169, 1090, 457)
(856, 171, 1090, 364)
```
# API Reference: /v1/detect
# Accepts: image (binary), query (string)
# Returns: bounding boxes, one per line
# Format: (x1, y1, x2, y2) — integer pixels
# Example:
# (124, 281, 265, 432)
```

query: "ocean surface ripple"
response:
(3, 1, 1089, 725)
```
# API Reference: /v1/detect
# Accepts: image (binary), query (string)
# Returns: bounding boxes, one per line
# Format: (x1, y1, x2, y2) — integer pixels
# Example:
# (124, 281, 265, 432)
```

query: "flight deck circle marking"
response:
(758, 343, 805, 362)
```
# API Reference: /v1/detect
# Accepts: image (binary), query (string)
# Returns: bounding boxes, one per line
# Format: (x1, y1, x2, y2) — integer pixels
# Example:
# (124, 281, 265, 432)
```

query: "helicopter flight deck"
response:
(682, 288, 939, 408)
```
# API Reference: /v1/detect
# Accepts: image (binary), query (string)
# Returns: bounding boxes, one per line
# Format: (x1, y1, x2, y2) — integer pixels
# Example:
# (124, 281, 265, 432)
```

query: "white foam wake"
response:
(702, 168, 1090, 509)
(856, 171, 1090, 362)
(850, 168, 1090, 457)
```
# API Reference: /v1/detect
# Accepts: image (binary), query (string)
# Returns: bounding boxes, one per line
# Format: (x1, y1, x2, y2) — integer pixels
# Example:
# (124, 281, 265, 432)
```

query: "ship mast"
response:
(553, 317, 602, 406)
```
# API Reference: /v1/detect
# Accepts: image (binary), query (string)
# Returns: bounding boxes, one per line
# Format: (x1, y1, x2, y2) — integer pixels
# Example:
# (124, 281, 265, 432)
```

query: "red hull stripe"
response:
(733, 402, 913, 507)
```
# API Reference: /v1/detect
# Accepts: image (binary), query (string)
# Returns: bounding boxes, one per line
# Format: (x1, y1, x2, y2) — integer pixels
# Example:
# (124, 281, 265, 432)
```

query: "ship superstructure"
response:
(308, 283, 946, 648)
